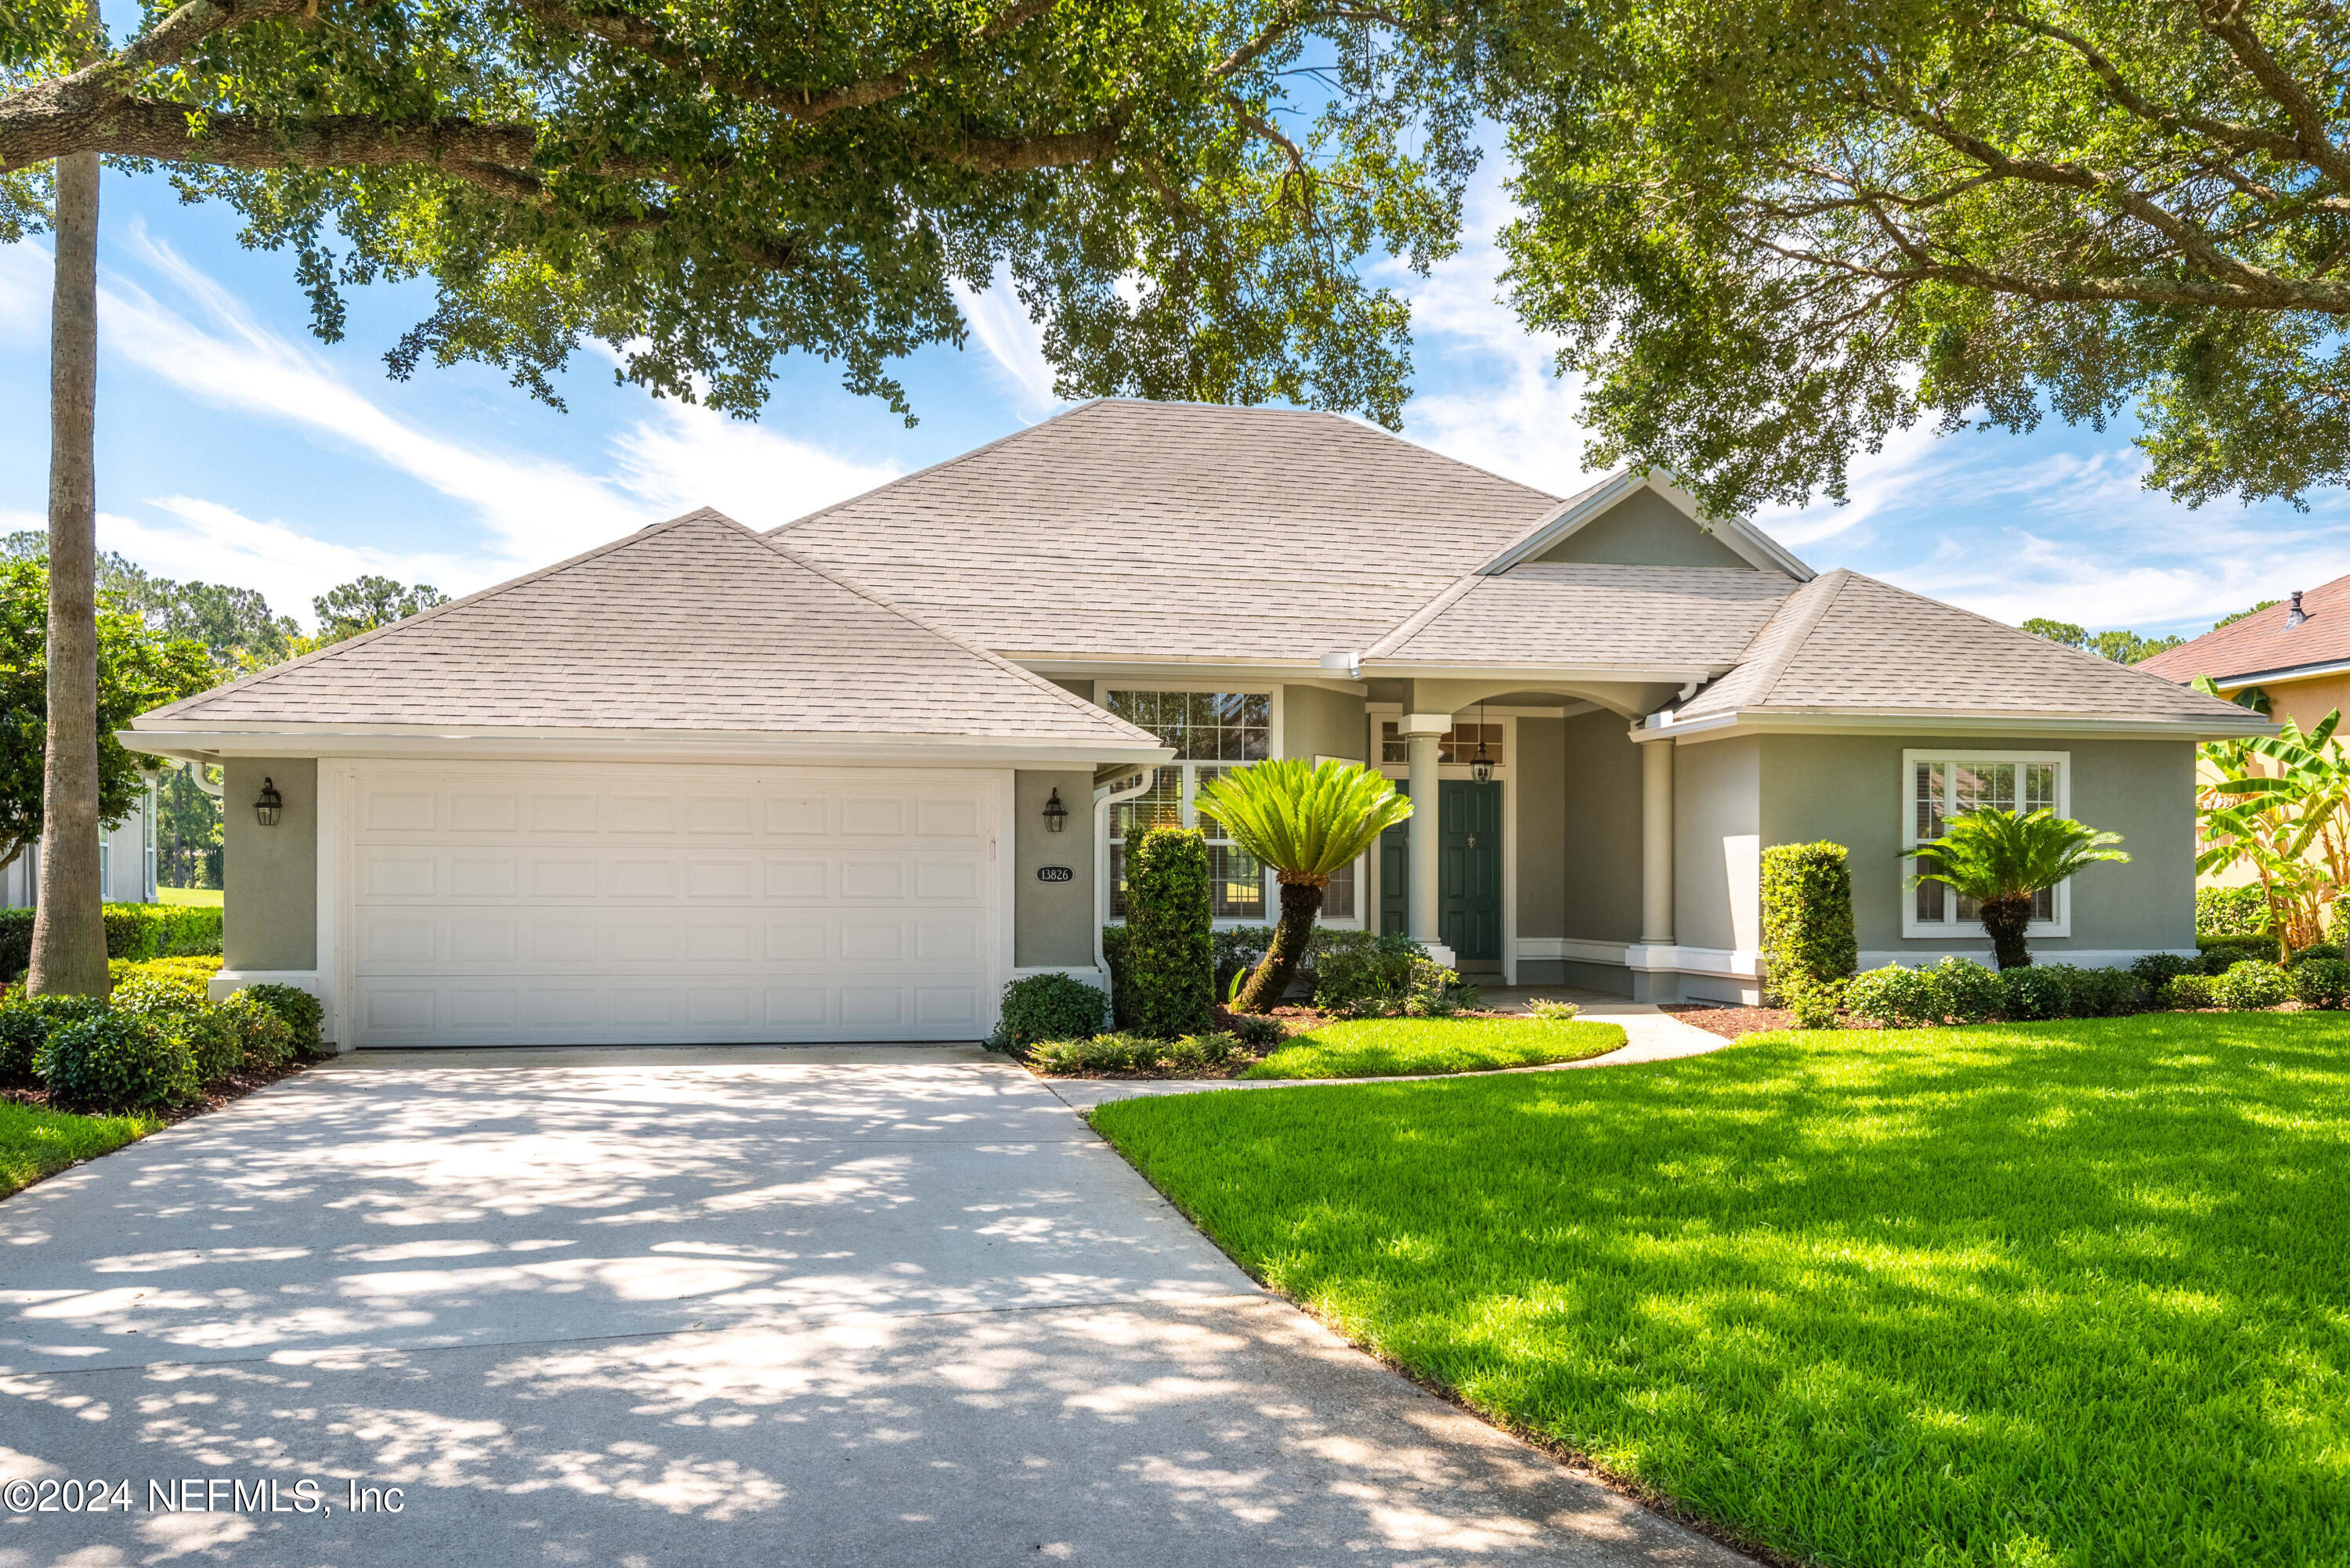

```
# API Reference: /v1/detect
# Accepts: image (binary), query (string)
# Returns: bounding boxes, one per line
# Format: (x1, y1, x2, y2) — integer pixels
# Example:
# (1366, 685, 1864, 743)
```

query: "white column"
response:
(1640, 737, 1675, 945)
(1401, 711, 1454, 966)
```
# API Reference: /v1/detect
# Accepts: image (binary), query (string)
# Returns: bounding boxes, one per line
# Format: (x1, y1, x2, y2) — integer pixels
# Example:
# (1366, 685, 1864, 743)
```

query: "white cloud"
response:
(949, 271, 1060, 418)
(0, 240, 47, 345)
(606, 399, 896, 529)
(107, 498, 486, 622)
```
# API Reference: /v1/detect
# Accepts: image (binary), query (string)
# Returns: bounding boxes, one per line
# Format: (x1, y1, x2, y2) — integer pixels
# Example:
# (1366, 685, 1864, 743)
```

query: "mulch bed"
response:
(1662, 1003, 1795, 1040)
(2, 1056, 314, 1125)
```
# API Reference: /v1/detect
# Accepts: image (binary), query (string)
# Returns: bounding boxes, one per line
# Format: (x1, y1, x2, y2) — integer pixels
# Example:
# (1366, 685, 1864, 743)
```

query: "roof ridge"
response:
(766, 403, 1108, 537)
(139, 507, 732, 724)
(1729, 568, 1849, 706)
(1365, 573, 1484, 658)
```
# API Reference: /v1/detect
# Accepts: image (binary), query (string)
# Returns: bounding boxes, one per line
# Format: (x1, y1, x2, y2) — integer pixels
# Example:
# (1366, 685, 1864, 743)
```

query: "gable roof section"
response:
(137, 509, 1159, 746)
(771, 399, 1566, 663)
(1367, 564, 1799, 670)
(1665, 570, 2270, 731)
(2137, 570, 2350, 686)
(1477, 471, 1814, 580)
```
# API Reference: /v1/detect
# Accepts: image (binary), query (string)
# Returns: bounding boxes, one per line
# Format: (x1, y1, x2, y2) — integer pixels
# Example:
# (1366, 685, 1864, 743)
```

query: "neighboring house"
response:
(123, 400, 2268, 1048)
(2, 780, 159, 910)
(2138, 576, 2350, 735)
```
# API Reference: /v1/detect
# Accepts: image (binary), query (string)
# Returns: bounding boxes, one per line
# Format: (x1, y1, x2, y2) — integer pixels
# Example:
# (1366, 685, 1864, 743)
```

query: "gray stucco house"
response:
(124, 400, 2265, 1048)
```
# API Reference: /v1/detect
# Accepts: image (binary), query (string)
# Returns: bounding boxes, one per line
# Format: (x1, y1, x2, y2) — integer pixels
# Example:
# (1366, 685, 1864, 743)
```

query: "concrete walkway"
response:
(1048, 993, 1734, 1111)
(0, 1050, 1749, 1566)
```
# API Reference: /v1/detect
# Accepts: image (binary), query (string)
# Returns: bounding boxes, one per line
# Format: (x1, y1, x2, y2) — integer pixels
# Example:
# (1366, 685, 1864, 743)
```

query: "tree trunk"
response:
(1235, 875, 1325, 1014)
(1979, 895, 2034, 971)
(28, 140, 109, 998)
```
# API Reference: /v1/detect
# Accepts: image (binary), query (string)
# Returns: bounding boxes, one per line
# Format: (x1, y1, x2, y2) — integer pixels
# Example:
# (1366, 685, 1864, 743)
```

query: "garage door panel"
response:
(347, 764, 998, 1046)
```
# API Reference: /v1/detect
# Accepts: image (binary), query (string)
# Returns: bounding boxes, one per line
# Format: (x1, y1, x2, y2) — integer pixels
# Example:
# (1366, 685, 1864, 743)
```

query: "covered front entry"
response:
(333, 761, 1003, 1047)
(1379, 779, 1502, 962)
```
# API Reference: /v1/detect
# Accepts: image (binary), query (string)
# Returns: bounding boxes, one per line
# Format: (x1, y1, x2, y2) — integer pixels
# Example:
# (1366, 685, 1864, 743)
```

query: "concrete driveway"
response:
(0, 1048, 1746, 1567)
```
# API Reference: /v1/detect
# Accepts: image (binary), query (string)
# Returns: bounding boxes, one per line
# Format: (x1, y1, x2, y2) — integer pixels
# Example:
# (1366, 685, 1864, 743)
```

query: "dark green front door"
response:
(1378, 779, 1502, 961)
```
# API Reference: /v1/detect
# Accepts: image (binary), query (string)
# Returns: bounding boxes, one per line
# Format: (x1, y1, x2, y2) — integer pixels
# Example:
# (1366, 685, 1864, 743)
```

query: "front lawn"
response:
(0, 1100, 155, 1198)
(155, 886, 224, 908)
(1240, 1017, 1626, 1079)
(1094, 1015, 2350, 1566)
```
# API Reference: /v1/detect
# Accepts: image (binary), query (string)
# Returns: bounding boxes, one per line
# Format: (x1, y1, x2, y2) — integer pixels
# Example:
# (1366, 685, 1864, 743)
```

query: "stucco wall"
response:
(1673, 735, 1762, 956)
(1757, 733, 2196, 957)
(1014, 768, 1096, 966)
(1557, 710, 1643, 942)
(222, 757, 316, 971)
(1534, 489, 1755, 569)
(1515, 717, 1567, 948)
(2265, 670, 2350, 733)
(1047, 677, 1096, 703)
(1283, 684, 1367, 762)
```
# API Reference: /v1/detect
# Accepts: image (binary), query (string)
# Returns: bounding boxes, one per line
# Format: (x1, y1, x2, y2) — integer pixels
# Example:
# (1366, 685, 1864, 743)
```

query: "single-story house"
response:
(125, 400, 2269, 1048)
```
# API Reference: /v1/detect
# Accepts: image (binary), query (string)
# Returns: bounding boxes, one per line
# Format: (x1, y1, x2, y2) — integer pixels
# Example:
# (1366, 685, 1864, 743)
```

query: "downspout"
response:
(1093, 767, 1157, 988)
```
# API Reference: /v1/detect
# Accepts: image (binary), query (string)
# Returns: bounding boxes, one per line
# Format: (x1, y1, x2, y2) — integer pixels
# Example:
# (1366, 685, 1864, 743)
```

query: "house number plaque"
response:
(1036, 865, 1075, 883)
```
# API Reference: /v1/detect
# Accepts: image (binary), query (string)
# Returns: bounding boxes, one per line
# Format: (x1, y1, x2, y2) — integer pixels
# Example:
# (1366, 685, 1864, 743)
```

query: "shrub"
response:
(242, 984, 326, 1057)
(36, 1013, 197, 1111)
(1844, 964, 1945, 1028)
(1933, 957, 2003, 1024)
(156, 1008, 243, 1084)
(2130, 952, 2200, 989)
(1527, 997, 1582, 1023)
(1161, 1031, 1245, 1070)
(1123, 827, 1214, 1039)
(2159, 973, 2218, 1010)
(1760, 842, 1857, 1004)
(1313, 932, 1424, 1017)
(2073, 967, 2151, 1017)
(1786, 978, 1844, 1029)
(1213, 926, 1276, 999)
(1025, 1031, 1246, 1074)
(99, 902, 226, 962)
(2211, 959, 2292, 1010)
(1213, 1006, 1283, 1046)
(996, 973, 1108, 1047)
(1998, 963, 2081, 1021)
(1402, 959, 1473, 1017)
(2334, 895, 2350, 948)
(0, 995, 107, 1086)
(216, 995, 295, 1071)
(110, 971, 212, 1018)
(2195, 884, 2272, 938)
(2292, 956, 2350, 1010)
(2287, 942, 2345, 967)
(2198, 933, 2281, 970)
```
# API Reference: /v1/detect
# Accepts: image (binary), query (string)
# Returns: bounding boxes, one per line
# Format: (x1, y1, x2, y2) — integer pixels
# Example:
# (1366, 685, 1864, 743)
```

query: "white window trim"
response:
(1900, 748, 2072, 939)
(1097, 683, 1285, 929)
(1311, 753, 1368, 929)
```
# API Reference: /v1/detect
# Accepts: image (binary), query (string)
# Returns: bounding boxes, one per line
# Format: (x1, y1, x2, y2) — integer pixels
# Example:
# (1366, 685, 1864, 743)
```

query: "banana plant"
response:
(2195, 678, 2349, 948)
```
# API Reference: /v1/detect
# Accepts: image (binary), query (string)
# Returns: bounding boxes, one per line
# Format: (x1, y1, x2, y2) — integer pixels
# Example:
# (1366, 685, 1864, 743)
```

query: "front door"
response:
(1378, 779, 1502, 961)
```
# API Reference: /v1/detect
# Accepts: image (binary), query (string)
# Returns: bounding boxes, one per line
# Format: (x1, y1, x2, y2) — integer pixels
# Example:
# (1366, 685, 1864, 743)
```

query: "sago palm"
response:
(1194, 759, 1413, 1013)
(1902, 807, 2129, 970)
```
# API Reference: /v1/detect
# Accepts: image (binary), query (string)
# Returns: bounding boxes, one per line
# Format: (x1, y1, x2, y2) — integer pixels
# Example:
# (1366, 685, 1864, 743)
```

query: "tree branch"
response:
(2191, 0, 2350, 190)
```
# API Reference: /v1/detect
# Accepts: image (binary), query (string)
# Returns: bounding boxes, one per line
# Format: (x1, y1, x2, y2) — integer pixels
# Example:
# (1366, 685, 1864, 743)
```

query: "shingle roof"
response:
(1368, 564, 1799, 668)
(2137, 570, 2350, 685)
(771, 399, 1564, 660)
(139, 509, 1157, 742)
(1669, 570, 2264, 726)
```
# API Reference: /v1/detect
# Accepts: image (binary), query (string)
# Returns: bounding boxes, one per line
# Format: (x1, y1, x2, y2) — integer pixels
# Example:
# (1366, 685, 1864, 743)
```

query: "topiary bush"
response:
(995, 973, 1108, 1048)
(1785, 977, 1845, 1029)
(2130, 952, 2200, 989)
(242, 983, 326, 1057)
(1933, 957, 2002, 1023)
(36, 1013, 197, 1111)
(2195, 884, 2271, 938)
(2211, 959, 2292, 1010)
(1845, 964, 1945, 1028)
(1121, 826, 1213, 1040)
(1760, 841, 1858, 1005)
(2292, 956, 2350, 1010)
(1998, 963, 2081, 1021)
(0, 995, 107, 1086)
(2159, 973, 2218, 1010)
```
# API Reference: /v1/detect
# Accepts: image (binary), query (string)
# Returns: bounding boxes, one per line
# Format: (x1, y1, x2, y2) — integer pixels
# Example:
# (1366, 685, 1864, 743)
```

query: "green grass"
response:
(155, 886, 224, 907)
(1093, 1016, 2350, 1566)
(0, 1100, 155, 1198)
(1240, 1016, 1627, 1078)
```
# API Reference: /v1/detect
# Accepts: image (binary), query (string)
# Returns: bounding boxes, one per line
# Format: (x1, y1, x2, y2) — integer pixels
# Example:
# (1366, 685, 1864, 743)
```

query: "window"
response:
(1379, 721, 1504, 767)
(1105, 692, 1271, 920)
(1906, 753, 2066, 933)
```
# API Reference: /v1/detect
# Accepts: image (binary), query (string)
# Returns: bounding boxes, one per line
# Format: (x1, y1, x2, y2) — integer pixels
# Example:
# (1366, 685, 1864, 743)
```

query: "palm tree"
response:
(1903, 808, 2129, 970)
(1194, 759, 1412, 1013)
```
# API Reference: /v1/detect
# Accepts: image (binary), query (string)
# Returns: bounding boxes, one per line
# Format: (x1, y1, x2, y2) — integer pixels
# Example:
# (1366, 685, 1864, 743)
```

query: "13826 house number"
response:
(1036, 866, 1075, 883)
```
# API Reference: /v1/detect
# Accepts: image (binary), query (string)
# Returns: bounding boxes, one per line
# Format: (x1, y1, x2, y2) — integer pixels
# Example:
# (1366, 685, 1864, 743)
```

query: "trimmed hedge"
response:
(996, 972, 1108, 1047)
(2294, 957, 2350, 1010)
(2211, 959, 2292, 1010)
(0, 902, 224, 980)
(1847, 959, 2147, 1028)
(35, 1013, 197, 1111)
(2198, 932, 2283, 968)
(1119, 827, 1214, 1039)
(1759, 842, 1857, 1006)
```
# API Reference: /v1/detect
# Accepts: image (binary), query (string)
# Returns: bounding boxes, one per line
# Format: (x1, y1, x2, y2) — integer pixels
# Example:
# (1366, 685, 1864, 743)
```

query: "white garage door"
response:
(334, 761, 1003, 1047)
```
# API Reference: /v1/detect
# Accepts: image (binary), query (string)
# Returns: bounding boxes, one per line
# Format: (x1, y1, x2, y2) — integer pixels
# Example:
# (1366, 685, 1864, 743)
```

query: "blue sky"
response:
(4, 164, 2347, 638)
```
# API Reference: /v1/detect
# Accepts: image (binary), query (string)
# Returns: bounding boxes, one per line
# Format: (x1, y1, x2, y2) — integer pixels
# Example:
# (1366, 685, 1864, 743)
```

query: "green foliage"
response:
(2075, 967, 2152, 1017)
(1904, 808, 2128, 967)
(2292, 957, 2350, 1010)
(35, 1013, 197, 1111)
(1241, 1016, 1626, 1079)
(1092, 1014, 2350, 1568)
(995, 972, 1108, 1047)
(156, 764, 226, 890)
(1312, 932, 1426, 1017)
(1216, 1008, 1284, 1048)
(109, 973, 212, 1018)
(2196, 706, 2350, 948)
(2131, 952, 2201, 989)
(1025, 1031, 1246, 1075)
(1845, 964, 1947, 1029)
(1122, 827, 1214, 1040)
(1998, 963, 2078, 1021)
(1933, 957, 2002, 1024)
(2021, 620, 2185, 664)
(1759, 841, 1856, 1004)
(2196, 884, 2273, 938)
(2211, 959, 2292, 1011)
(1786, 980, 1844, 1029)
(0, 558, 218, 872)
(0, 1099, 154, 1198)
(2160, 973, 2218, 1010)
(1496, 0, 2350, 511)
(1404, 958, 1473, 1017)
(5, 0, 1489, 432)
(97, 904, 226, 963)
(2288, 943, 2345, 967)
(2198, 933, 2282, 970)
(217, 995, 296, 1071)
(0, 995, 106, 1085)
(242, 984, 325, 1058)
(312, 576, 450, 646)
(1526, 997, 1581, 1023)
(154, 1008, 243, 1085)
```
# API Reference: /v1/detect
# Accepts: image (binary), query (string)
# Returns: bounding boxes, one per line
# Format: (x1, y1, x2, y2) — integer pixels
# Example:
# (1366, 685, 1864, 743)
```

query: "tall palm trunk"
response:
(28, 139, 108, 997)
(1235, 874, 1324, 1013)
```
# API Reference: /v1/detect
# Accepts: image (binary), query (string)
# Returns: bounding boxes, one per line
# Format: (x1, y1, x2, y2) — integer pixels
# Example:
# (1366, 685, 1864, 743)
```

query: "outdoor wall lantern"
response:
(1469, 700, 1496, 784)
(255, 777, 284, 828)
(1042, 788, 1069, 833)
